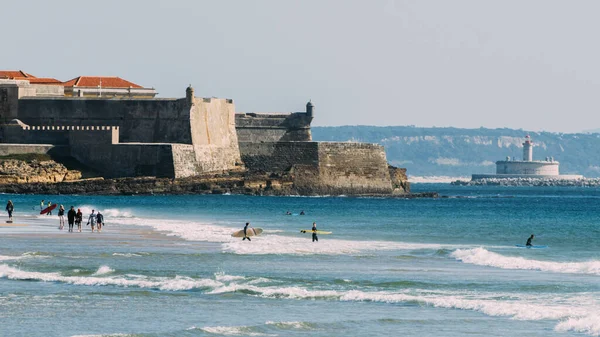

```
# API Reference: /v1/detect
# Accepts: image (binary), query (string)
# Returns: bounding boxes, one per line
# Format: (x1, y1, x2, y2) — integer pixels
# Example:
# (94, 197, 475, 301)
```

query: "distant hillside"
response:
(312, 126, 600, 177)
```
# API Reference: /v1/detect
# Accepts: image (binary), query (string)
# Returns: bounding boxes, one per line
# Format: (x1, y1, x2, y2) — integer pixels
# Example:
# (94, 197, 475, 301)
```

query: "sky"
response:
(2, 0, 600, 133)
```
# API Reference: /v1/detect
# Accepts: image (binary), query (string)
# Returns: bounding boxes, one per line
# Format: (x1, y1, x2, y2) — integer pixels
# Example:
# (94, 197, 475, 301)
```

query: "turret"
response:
(306, 100, 314, 117)
(186, 85, 194, 105)
(522, 135, 533, 161)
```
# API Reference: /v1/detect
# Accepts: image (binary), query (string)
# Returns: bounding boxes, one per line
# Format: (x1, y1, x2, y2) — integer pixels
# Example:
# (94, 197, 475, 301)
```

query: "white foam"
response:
(555, 314, 600, 336)
(0, 255, 24, 261)
(265, 321, 313, 329)
(112, 253, 143, 257)
(92, 266, 114, 276)
(0, 264, 222, 291)
(409, 175, 467, 183)
(199, 326, 274, 336)
(109, 216, 454, 255)
(451, 247, 600, 275)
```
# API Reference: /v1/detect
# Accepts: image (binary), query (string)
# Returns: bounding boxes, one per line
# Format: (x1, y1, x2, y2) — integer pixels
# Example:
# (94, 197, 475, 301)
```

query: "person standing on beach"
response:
(311, 222, 318, 242)
(75, 208, 83, 232)
(47, 201, 52, 215)
(87, 209, 97, 232)
(242, 222, 252, 241)
(6, 200, 14, 222)
(96, 211, 104, 232)
(67, 206, 76, 232)
(58, 205, 65, 230)
(40, 200, 45, 212)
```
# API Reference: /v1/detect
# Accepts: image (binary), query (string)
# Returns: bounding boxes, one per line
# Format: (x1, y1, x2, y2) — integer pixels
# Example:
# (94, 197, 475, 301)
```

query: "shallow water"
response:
(0, 185, 599, 336)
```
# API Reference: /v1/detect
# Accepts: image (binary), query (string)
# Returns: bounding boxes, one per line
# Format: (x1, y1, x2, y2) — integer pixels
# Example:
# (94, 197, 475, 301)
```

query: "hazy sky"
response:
(2, 0, 599, 132)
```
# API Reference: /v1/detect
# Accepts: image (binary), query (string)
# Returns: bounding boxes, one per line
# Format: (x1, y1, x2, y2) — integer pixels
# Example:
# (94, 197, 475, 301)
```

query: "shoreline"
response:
(0, 176, 439, 198)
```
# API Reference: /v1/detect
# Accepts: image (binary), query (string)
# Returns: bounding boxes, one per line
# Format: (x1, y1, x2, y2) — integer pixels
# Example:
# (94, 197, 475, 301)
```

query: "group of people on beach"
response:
(4, 200, 105, 233)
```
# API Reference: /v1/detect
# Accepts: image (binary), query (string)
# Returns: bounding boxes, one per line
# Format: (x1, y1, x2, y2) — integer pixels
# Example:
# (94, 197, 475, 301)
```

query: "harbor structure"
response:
(471, 135, 583, 180)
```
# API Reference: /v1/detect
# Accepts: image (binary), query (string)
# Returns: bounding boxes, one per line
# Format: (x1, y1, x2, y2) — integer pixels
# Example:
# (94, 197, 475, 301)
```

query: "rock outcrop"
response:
(0, 159, 81, 184)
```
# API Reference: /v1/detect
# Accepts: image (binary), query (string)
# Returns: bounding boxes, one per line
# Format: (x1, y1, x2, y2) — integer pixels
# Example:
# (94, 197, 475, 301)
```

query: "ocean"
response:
(0, 185, 598, 337)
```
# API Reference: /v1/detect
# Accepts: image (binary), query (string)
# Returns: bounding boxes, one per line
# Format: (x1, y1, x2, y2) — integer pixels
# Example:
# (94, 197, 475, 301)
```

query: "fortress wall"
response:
(310, 143, 393, 195)
(15, 97, 192, 143)
(2, 124, 119, 146)
(190, 97, 241, 172)
(235, 113, 312, 142)
(0, 144, 69, 157)
(238, 142, 319, 172)
(171, 144, 200, 178)
(70, 143, 177, 178)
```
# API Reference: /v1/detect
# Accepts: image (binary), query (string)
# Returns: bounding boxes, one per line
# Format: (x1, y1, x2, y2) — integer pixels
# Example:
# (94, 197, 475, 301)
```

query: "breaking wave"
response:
(451, 247, 600, 275)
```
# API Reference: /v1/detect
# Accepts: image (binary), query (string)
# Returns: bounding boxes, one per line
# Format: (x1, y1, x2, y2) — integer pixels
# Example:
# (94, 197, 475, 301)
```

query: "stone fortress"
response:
(471, 135, 583, 180)
(0, 71, 409, 195)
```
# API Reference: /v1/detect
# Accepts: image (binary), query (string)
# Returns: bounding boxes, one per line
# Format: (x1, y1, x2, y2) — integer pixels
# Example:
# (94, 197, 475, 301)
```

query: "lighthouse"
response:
(523, 135, 533, 162)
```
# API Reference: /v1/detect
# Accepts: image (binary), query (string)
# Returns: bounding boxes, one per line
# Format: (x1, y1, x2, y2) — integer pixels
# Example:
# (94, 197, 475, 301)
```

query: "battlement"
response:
(1, 120, 119, 145)
(22, 125, 120, 132)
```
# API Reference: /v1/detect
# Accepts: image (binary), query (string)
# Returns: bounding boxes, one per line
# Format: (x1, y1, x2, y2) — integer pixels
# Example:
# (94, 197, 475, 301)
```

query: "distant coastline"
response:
(452, 177, 599, 187)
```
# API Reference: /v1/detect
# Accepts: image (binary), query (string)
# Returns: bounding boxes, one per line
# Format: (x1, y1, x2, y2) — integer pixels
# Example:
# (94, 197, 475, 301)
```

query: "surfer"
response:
(286, 211, 292, 215)
(67, 206, 76, 232)
(87, 210, 97, 233)
(300, 210, 305, 215)
(6, 200, 14, 222)
(243, 222, 252, 241)
(526, 234, 534, 247)
(311, 222, 318, 242)
(47, 201, 52, 216)
(40, 199, 45, 211)
(58, 205, 65, 230)
(75, 208, 83, 232)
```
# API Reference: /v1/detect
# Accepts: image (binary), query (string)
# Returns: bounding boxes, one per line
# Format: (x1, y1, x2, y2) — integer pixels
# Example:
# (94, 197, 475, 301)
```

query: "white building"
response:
(472, 135, 582, 180)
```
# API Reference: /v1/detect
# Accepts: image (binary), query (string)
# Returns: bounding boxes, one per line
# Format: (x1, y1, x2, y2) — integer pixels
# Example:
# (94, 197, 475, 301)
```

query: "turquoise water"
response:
(1, 185, 599, 336)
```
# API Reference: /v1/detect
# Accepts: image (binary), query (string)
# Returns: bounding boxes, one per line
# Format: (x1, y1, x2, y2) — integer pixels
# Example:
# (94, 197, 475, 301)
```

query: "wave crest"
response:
(451, 247, 600, 275)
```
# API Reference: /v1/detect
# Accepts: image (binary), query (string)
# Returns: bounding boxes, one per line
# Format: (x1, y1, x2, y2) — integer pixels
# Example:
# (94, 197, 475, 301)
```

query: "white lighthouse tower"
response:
(523, 135, 533, 161)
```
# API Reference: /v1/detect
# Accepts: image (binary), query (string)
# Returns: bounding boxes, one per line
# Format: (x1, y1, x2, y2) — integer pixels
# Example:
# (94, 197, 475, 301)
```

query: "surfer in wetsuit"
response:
(526, 234, 534, 247)
(312, 222, 318, 242)
(243, 222, 252, 241)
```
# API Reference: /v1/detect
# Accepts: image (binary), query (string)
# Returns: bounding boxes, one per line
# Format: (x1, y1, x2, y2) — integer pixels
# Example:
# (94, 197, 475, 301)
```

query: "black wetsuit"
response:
(6, 203, 13, 219)
(243, 224, 251, 241)
(312, 225, 318, 242)
(526, 237, 533, 246)
(67, 209, 76, 232)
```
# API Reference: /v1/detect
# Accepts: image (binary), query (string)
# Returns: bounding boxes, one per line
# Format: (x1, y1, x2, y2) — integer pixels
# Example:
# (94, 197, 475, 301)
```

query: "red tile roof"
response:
(63, 76, 143, 88)
(23, 77, 63, 85)
(0, 70, 36, 79)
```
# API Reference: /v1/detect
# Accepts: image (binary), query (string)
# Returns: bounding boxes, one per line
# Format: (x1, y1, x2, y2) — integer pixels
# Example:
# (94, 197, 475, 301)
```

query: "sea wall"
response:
(240, 141, 393, 195)
(309, 142, 393, 195)
(238, 142, 319, 172)
(235, 112, 312, 142)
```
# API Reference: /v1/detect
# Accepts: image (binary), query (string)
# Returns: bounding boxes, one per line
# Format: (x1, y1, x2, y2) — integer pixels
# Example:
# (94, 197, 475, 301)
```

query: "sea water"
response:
(0, 185, 598, 336)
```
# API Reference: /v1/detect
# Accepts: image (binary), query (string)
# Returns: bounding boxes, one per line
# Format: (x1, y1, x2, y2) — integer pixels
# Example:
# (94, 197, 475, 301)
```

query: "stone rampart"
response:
(14, 97, 190, 143)
(70, 143, 177, 178)
(309, 142, 393, 195)
(240, 141, 393, 195)
(235, 112, 312, 142)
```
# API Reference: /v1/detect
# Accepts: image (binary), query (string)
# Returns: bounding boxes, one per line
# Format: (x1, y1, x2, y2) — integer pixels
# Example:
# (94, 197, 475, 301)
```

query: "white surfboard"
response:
(231, 227, 263, 238)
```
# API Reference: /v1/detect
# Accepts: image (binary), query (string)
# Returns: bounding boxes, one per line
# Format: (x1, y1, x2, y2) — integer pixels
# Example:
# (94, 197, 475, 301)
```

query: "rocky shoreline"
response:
(0, 158, 437, 198)
(452, 177, 600, 187)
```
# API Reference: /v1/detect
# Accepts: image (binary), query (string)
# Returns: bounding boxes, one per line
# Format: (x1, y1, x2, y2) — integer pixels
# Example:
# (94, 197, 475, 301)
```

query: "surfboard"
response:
(40, 204, 57, 215)
(231, 227, 263, 238)
(300, 230, 332, 234)
(515, 244, 548, 249)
